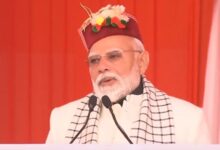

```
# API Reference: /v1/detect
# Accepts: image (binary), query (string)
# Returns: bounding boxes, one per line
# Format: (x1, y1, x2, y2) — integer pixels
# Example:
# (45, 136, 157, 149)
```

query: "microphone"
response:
(69, 95, 97, 144)
(101, 95, 133, 144)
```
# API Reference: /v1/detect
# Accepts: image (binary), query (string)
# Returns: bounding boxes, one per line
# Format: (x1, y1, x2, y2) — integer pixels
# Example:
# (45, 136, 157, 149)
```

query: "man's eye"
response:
(107, 52, 122, 60)
(88, 57, 100, 65)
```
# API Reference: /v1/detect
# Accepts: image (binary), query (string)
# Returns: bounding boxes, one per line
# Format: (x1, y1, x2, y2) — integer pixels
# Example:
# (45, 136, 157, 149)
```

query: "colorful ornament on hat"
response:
(80, 4, 129, 33)
(92, 16, 128, 32)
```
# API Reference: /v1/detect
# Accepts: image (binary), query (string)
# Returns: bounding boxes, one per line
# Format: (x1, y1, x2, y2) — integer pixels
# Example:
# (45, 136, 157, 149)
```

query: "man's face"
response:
(88, 35, 145, 102)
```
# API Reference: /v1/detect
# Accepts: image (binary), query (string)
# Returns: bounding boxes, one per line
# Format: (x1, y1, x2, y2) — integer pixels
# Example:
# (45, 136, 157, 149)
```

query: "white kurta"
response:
(46, 94, 211, 144)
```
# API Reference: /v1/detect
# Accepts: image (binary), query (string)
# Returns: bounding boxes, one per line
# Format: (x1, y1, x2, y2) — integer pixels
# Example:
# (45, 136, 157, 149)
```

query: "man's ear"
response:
(138, 51, 149, 74)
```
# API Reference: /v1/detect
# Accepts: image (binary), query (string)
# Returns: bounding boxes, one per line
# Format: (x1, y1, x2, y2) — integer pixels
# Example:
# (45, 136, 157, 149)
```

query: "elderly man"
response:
(46, 4, 210, 144)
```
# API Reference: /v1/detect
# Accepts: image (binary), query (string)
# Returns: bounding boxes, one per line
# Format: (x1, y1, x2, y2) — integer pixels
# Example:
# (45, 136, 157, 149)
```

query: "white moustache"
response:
(95, 72, 119, 86)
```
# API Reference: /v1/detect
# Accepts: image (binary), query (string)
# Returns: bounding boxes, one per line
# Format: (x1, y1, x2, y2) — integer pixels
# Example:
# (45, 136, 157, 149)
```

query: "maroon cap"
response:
(79, 5, 143, 50)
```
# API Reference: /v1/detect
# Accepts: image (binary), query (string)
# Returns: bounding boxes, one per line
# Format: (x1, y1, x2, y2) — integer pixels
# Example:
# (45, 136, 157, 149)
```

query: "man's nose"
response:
(97, 57, 110, 73)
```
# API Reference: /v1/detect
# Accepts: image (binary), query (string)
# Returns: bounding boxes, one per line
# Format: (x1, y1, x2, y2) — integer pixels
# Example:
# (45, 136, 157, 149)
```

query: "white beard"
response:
(92, 63, 141, 103)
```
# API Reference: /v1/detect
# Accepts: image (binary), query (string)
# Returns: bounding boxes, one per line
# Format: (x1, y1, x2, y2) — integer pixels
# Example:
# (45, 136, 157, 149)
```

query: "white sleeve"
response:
(171, 96, 212, 143)
(45, 99, 81, 144)
(45, 108, 58, 144)
(190, 110, 212, 144)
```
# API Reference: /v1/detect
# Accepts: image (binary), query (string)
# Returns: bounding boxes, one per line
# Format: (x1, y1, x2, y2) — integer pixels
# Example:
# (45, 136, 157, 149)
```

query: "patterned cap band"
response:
(79, 4, 143, 50)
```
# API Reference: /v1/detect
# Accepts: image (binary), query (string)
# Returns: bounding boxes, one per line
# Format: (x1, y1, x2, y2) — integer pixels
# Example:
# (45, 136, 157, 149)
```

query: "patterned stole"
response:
(65, 77, 175, 144)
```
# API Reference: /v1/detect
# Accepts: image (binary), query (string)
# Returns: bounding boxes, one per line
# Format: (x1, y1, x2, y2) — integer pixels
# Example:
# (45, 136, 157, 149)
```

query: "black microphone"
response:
(101, 95, 133, 144)
(69, 95, 97, 144)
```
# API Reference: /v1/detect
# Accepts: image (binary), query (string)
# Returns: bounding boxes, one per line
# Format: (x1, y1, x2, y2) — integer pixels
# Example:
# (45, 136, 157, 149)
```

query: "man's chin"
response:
(98, 82, 119, 92)
(95, 86, 126, 103)
(98, 88, 116, 96)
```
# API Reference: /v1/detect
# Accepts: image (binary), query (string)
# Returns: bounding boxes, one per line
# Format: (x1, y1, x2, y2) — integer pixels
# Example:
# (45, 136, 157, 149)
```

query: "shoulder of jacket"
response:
(169, 95, 204, 127)
(169, 96, 202, 113)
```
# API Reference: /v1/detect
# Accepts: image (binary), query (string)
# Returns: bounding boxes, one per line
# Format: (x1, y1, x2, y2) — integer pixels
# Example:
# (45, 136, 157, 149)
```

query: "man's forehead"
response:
(88, 36, 137, 56)
(90, 35, 135, 48)
(88, 48, 124, 56)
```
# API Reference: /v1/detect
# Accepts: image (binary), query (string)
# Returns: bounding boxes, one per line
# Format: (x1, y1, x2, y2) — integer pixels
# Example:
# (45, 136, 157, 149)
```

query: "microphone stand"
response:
(102, 95, 133, 144)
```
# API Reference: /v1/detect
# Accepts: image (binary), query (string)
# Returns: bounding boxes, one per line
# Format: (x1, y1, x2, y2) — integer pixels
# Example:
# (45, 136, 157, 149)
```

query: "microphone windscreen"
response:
(102, 95, 112, 108)
(88, 95, 97, 111)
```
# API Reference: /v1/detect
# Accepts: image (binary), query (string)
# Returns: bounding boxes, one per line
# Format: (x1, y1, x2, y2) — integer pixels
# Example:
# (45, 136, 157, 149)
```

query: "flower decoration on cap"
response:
(81, 4, 130, 32)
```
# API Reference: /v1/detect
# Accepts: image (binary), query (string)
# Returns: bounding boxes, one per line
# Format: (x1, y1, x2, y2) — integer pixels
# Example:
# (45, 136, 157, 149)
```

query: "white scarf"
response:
(65, 77, 175, 144)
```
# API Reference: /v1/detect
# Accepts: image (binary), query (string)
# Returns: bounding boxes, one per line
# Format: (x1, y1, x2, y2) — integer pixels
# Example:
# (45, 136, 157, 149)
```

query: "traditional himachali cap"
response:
(79, 4, 143, 51)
